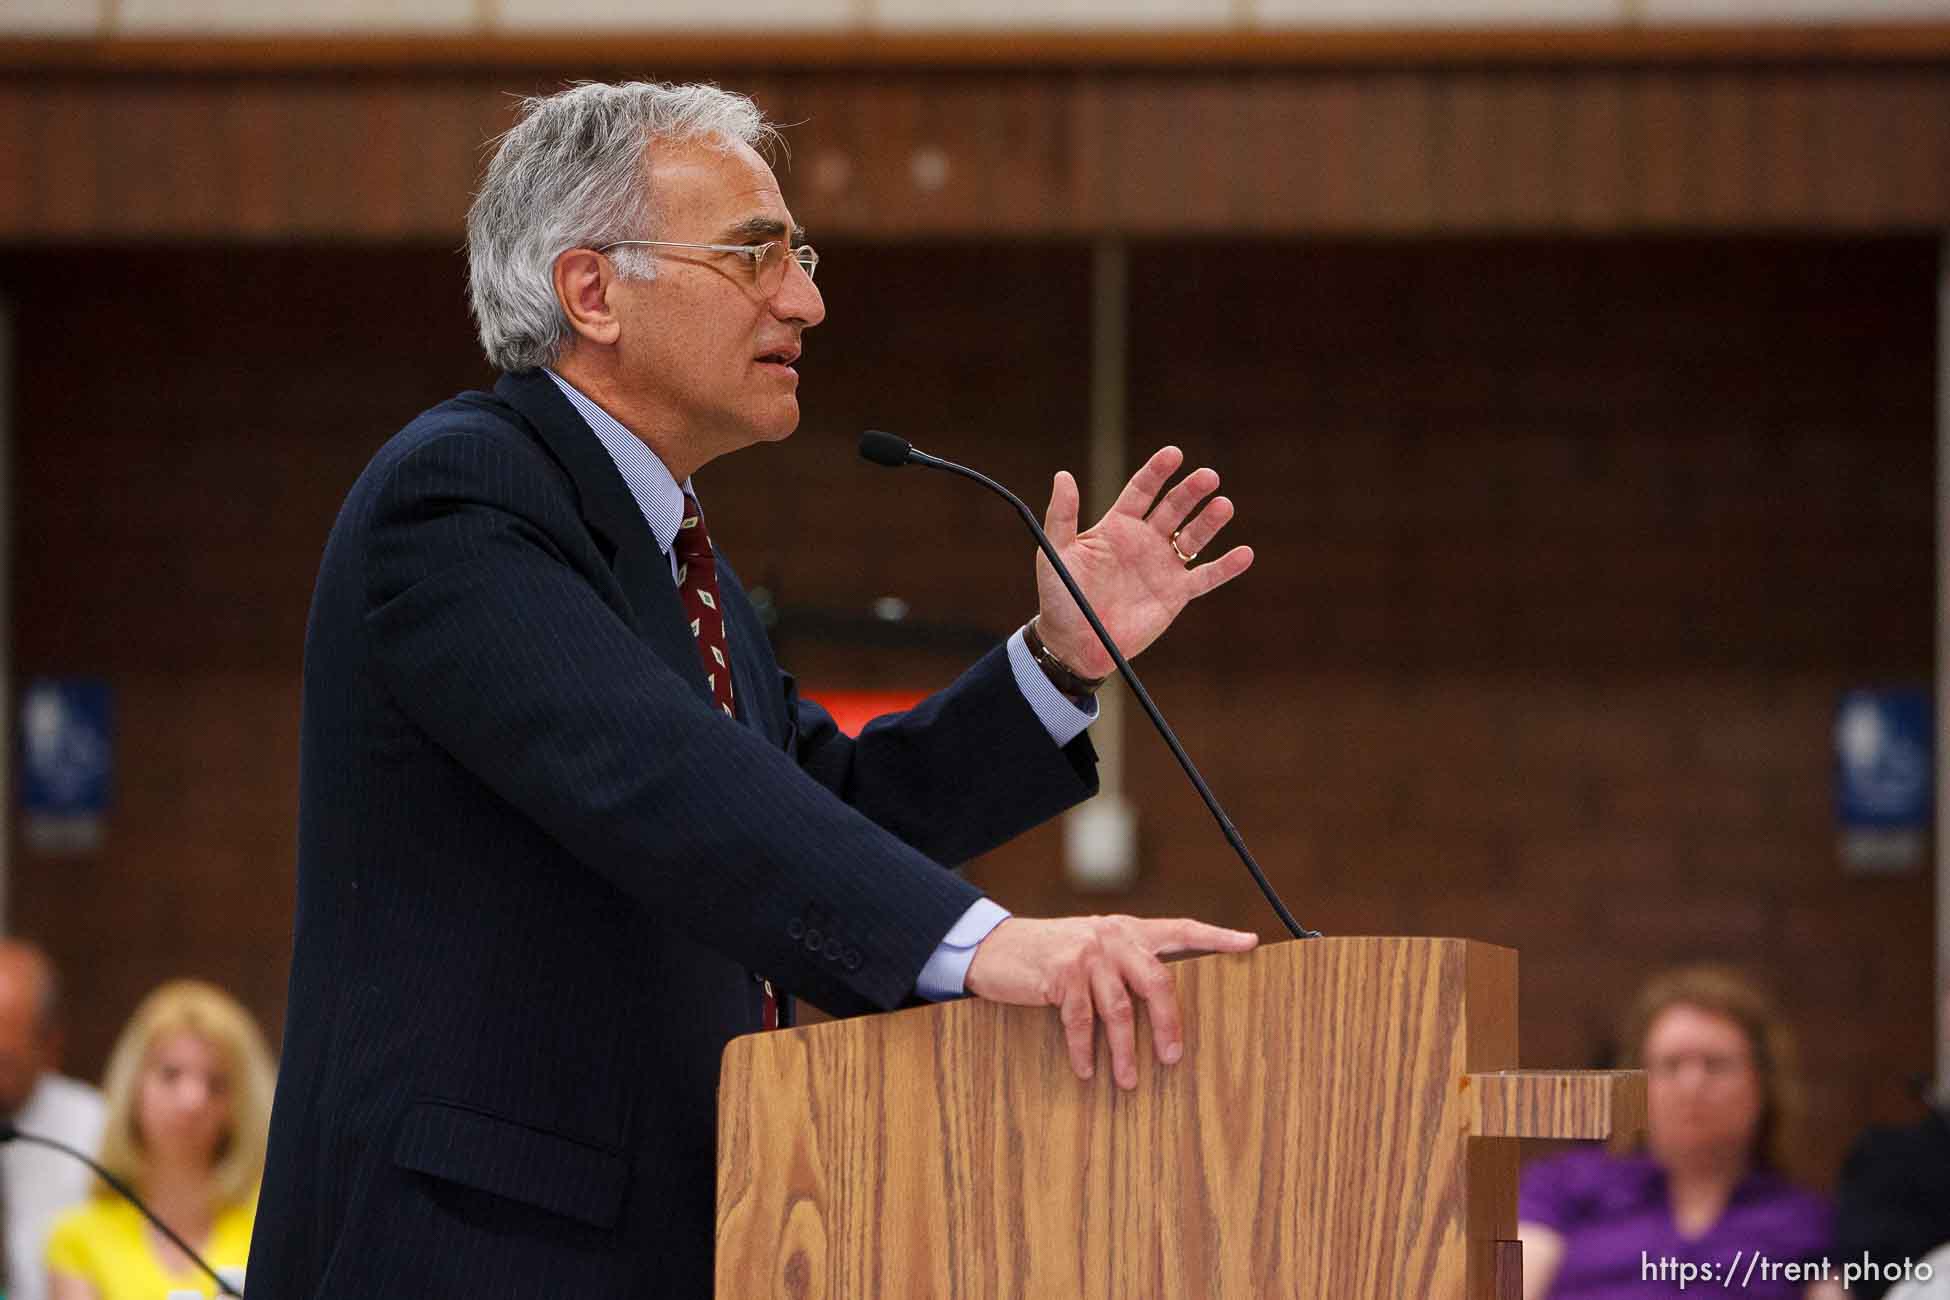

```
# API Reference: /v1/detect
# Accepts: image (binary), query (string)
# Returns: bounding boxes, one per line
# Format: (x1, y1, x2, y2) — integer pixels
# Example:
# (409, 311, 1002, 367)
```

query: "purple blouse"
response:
(1519, 1148, 1834, 1300)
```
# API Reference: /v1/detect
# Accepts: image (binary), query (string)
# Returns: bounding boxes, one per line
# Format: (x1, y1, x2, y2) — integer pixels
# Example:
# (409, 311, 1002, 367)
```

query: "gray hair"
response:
(466, 81, 778, 373)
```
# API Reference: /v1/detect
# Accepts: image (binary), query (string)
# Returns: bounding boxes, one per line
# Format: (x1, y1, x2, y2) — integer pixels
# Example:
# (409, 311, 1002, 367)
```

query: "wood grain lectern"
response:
(718, 936, 1645, 1299)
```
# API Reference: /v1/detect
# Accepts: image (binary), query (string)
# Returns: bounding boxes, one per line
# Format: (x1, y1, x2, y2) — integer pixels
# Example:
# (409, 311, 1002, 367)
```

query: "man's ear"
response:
(554, 248, 622, 348)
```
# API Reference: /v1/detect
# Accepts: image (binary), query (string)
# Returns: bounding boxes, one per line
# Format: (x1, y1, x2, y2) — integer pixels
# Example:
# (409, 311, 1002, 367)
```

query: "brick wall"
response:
(5, 236, 1936, 1187)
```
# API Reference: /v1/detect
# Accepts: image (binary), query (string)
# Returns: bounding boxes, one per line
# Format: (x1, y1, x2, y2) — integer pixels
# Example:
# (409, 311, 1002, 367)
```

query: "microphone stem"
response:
(6, 1129, 245, 1298)
(913, 450, 1317, 941)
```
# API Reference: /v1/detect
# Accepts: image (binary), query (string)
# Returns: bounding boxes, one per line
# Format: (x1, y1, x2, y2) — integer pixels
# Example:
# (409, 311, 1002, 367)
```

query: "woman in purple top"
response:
(1518, 965, 1841, 1300)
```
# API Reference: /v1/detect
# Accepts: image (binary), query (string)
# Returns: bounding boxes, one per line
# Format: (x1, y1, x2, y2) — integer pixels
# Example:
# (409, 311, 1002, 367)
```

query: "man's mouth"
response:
(756, 347, 800, 367)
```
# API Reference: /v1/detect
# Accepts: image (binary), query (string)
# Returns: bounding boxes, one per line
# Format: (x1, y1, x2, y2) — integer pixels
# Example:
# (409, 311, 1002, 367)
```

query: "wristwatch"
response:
(1023, 615, 1110, 703)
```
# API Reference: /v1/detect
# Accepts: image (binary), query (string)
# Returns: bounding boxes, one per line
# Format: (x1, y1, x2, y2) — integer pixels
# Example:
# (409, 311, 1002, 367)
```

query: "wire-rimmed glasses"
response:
(597, 240, 819, 296)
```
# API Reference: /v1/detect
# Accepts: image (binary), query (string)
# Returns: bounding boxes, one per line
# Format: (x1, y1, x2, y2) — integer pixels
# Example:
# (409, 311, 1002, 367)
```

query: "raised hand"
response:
(1034, 446, 1254, 679)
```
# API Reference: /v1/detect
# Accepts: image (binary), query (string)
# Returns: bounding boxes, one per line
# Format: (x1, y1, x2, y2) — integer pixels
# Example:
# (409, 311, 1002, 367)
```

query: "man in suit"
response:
(250, 80, 1258, 1298)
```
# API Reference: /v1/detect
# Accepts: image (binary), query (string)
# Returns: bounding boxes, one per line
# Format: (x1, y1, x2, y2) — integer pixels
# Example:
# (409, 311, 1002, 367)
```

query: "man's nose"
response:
(772, 262, 825, 327)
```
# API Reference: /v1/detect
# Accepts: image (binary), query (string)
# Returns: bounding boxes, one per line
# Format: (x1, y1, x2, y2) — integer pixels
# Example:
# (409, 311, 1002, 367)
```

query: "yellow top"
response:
(45, 1194, 255, 1300)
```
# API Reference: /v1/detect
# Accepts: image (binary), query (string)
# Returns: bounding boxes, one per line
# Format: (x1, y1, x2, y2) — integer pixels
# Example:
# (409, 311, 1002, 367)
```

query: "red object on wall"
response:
(807, 690, 928, 738)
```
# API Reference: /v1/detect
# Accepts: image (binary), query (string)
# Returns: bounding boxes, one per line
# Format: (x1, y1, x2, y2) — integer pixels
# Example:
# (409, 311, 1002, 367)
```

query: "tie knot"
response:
(675, 493, 713, 563)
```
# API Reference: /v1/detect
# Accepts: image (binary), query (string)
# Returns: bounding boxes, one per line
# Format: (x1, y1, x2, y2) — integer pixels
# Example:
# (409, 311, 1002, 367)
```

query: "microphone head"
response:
(858, 430, 913, 468)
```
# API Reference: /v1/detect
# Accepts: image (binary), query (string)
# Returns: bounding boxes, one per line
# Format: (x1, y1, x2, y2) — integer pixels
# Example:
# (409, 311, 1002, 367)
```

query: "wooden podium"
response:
(718, 936, 1643, 1299)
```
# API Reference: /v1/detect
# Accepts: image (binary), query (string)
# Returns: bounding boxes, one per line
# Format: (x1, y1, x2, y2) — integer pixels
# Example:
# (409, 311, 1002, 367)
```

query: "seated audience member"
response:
(1833, 986, 1950, 1300)
(45, 981, 274, 1300)
(0, 940, 104, 1300)
(1518, 964, 1838, 1300)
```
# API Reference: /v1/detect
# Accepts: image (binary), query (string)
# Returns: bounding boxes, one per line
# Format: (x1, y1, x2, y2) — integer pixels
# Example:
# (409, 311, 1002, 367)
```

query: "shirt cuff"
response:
(1006, 626, 1099, 748)
(914, 897, 1013, 1001)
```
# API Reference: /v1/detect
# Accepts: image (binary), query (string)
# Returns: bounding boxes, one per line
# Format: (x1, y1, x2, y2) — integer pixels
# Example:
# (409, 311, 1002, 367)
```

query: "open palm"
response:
(1034, 445, 1254, 679)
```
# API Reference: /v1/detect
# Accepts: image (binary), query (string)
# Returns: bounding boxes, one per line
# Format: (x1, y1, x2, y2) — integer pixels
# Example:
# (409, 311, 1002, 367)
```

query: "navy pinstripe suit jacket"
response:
(248, 370, 1097, 1298)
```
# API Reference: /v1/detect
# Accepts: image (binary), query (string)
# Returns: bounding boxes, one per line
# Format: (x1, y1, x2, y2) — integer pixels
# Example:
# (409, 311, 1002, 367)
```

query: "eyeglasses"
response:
(597, 240, 819, 296)
(1645, 1051, 1753, 1081)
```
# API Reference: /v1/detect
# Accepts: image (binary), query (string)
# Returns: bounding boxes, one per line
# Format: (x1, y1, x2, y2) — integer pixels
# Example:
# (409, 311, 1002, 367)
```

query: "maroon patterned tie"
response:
(674, 494, 775, 1028)
(674, 492, 737, 720)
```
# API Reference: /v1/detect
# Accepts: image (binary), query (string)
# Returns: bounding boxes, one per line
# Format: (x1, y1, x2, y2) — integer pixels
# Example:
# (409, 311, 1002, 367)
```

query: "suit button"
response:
(787, 918, 804, 940)
(843, 949, 862, 971)
(805, 928, 822, 951)
(822, 937, 842, 960)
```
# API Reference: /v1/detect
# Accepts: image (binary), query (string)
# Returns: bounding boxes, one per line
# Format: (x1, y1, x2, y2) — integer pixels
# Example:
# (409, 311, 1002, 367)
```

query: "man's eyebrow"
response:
(720, 215, 807, 245)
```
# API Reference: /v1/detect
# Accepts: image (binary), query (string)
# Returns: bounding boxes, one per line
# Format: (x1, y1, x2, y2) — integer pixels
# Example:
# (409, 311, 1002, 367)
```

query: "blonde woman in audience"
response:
(45, 980, 274, 1300)
(1518, 964, 1842, 1300)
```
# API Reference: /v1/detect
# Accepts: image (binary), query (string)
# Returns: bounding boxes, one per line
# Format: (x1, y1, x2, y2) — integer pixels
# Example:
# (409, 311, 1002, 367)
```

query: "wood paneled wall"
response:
(5, 247, 493, 1046)
(4, 235, 1933, 1190)
(3, 63, 1950, 240)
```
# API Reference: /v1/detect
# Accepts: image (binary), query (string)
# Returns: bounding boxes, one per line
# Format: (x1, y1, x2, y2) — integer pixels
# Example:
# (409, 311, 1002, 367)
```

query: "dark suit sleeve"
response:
(784, 666, 1098, 870)
(361, 429, 995, 1014)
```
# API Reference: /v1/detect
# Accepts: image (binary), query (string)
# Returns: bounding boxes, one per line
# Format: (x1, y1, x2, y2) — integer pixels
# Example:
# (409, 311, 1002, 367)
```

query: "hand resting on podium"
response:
(964, 915, 1259, 1090)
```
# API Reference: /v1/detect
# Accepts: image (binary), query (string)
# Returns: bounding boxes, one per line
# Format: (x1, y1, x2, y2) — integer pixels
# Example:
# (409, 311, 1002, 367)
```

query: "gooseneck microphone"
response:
(0, 1123, 245, 1297)
(859, 430, 1318, 941)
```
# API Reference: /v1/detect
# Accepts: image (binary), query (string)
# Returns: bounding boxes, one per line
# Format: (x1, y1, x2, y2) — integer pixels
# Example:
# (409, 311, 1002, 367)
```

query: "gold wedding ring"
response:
(1169, 529, 1198, 565)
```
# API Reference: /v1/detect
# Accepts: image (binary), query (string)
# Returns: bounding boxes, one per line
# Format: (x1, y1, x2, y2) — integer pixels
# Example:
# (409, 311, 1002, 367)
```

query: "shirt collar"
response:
(543, 368, 692, 556)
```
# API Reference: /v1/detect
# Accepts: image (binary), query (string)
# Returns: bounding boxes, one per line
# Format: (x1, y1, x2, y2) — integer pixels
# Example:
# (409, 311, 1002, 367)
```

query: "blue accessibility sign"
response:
(19, 678, 113, 817)
(1836, 688, 1931, 830)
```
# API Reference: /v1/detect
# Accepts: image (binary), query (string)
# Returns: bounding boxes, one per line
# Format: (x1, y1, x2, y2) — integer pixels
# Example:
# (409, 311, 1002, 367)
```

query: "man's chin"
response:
(755, 401, 801, 443)
(713, 401, 801, 456)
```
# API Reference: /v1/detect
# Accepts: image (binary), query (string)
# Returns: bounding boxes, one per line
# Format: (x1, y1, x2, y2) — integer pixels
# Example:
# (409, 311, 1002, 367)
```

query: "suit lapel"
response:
(494, 371, 713, 711)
